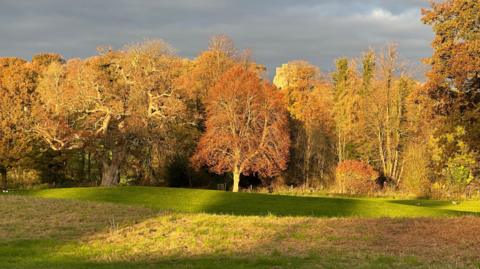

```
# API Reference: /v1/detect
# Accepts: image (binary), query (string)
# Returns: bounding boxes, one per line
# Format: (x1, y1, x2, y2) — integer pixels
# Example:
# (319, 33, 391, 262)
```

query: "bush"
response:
(335, 160, 379, 195)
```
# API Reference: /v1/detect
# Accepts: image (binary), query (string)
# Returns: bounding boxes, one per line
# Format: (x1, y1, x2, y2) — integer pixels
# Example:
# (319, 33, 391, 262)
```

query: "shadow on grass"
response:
(387, 199, 480, 214)
(0, 239, 427, 269)
(2, 194, 479, 269)
(388, 199, 456, 208)
(22, 186, 480, 217)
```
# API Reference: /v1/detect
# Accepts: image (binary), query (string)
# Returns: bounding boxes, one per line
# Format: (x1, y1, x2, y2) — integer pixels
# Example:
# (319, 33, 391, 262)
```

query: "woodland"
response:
(1, 0, 479, 198)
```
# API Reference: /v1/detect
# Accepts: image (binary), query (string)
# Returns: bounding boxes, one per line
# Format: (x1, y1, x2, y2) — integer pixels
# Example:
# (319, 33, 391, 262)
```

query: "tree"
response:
(178, 35, 263, 111)
(429, 126, 478, 192)
(178, 35, 237, 107)
(0, 58, 37, 190)
(362, 45, 415, 182)
(274, 61, 336, 187)
(332, 51, 378, 164)
(331, 46, 417, 185)
(422, 0, 480, 154)
(302, 85, 336, 187)
(401, 83, 436, 196)
(32, 53, 65, 72)
(34, 40, 189, 186)
(370, 46, 403, 181)
(332, 58, 364, 163)
(191, 65, 290, 192)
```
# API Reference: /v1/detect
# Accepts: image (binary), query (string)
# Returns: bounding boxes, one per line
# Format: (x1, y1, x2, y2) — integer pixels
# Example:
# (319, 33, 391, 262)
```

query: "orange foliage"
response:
(191, 65, 290, 191)
(0, 57, 37, 189)
(33, 40, 190, 186)
(335, 160, 379, 194)
(422, 0, 480, 153)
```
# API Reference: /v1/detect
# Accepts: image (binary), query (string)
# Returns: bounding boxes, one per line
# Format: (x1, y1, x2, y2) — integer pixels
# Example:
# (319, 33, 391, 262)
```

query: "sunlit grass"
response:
(19, 186, 480, 217)
(1, 193, 480, 269)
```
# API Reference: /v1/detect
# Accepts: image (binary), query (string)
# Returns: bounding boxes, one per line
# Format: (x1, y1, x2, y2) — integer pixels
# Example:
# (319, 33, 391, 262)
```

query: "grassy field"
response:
(21, 186, 480, 217)
(1, 187, 480, 268)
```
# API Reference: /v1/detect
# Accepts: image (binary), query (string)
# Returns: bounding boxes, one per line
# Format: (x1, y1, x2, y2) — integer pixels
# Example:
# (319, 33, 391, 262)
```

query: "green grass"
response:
(20, 186, 480, 217)
(0, 239, 431, 269)
(2, 187, 480, 269)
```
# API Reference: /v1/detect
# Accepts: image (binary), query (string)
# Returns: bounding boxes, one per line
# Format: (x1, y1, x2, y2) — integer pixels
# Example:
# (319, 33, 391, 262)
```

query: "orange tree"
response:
(191, 65, 290, 192)
(34, 40, 190, 186)
(422, 0, 480, 153)
(274, 60, 336, 187)
(0, 58, 37, 190)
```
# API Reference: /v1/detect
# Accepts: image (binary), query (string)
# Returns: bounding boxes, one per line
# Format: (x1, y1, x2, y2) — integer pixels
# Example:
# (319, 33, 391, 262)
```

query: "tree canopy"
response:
(192, 65, 290, 192)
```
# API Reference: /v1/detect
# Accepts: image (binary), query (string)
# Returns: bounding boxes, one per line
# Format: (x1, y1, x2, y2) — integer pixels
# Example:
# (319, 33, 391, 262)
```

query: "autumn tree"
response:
(331, 46, 418, 188)
(343, 45, 416, 183)
(34, 40, 190, 186)
(429, 126, 478, 191)
(332, 51, 378, 164)
(178, 35, 237, 108)
(32, 53, 65, 72)
(0, 58, 37, 190)
(401, 83, 436, 195)
(422, 0, 480, 166)
(300, 84, 336, 187)
(192, 65, 290, 192)
(175, 36, 267, 187)
(178, 35, 262, 120)
(274, 61, 336, 187)
(332, 58, 362, 162)
(355, 49, 378, 160)
(367, 46, 414, 182)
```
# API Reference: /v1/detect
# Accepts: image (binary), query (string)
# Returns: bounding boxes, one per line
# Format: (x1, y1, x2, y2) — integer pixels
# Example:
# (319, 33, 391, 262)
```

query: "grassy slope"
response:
(2, 187, 480, 268)
(22, 186, 480, 217)
(2, 194, 480, 269)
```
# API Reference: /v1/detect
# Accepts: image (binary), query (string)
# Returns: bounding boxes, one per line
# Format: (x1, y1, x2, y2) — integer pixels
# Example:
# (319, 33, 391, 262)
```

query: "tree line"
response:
(0, 0, 479, 196)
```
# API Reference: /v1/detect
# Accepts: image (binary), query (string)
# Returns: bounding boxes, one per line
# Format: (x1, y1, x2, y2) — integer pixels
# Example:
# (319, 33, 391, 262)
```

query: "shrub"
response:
(335, 160, 379, 195)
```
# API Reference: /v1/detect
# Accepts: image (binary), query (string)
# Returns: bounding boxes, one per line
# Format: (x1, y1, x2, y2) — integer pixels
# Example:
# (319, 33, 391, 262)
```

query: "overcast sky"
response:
(0, 0, 433, 77)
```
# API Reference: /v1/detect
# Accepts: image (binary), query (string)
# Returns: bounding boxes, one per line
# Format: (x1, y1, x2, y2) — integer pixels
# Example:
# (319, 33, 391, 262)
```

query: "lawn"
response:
(1, 187, 480, 268)
(21, 186, 480, 217)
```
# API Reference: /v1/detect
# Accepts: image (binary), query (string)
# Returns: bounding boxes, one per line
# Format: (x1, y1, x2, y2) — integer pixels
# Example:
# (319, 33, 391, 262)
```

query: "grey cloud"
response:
(0, 0, 433, 77)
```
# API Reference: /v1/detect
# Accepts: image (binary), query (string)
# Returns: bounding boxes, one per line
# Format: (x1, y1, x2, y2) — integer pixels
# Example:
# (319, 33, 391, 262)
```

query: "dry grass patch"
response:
(0, 195, 158, 241)
(87, 213, 480, 267)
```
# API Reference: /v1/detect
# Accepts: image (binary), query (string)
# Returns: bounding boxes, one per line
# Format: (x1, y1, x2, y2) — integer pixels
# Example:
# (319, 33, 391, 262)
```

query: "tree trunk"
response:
(80, 150, 86, 182)
(304, 133, 312, 188)
(141, 146, 154, 185)
(87, 152, 91, 182)
(101, 160, 120, 187)
(1, 167, 7, 191)
(232, 168, 240, 192)
(100, 147, 125, 187)
(377, 127, 387, 176)
(337, 132, 343, 163)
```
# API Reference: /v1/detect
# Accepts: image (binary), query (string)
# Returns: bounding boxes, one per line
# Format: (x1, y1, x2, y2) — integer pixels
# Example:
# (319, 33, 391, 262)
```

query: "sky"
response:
(0, 0, 434, 77)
